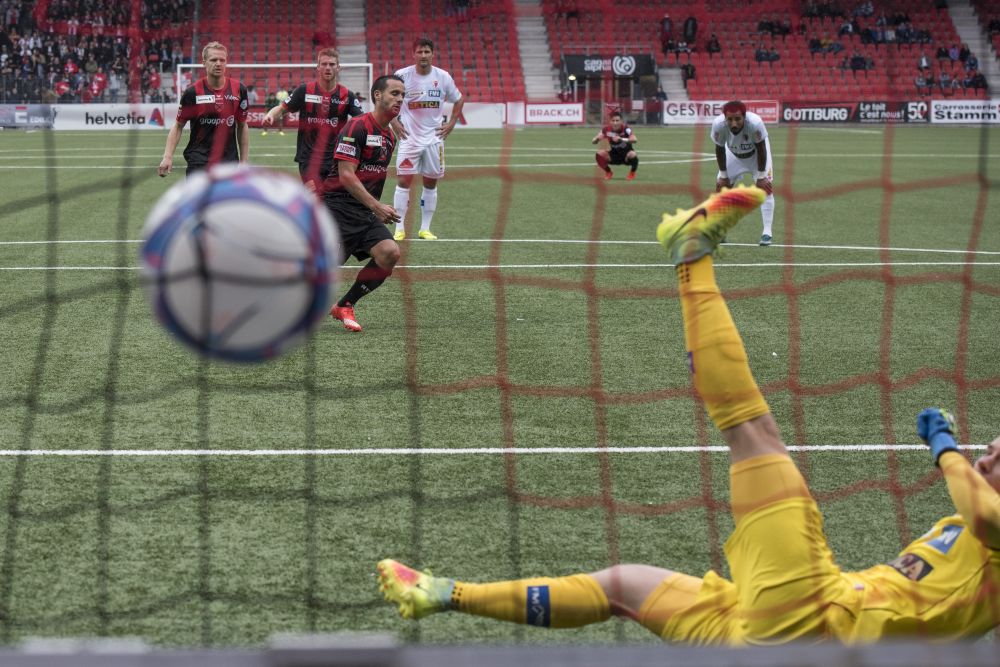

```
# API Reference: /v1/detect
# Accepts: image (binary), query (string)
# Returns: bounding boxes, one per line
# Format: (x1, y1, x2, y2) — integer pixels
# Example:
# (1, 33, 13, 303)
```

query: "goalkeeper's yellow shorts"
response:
(641, 496, 862, 645)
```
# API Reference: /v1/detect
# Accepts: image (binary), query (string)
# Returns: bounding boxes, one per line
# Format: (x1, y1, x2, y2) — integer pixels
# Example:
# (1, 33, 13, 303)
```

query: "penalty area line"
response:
(0, 444, 985, 456)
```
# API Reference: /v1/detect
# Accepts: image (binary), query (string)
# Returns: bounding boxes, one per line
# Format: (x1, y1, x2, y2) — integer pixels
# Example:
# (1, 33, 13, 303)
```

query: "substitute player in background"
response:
(390, 37, 465, 241)
(158, 41, 248, 177)
(592, 109, 639, 180)
(263, 48, 364, 192)
(378, 187, 1000, 643)
(323, 75, 405, 333)
(712, 101, 775, 246)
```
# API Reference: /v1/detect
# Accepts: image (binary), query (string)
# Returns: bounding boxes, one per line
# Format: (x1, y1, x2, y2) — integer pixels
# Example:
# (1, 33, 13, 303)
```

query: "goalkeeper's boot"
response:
(330, 305, 362, 332)
(377, 559, 454, 620)
(418, 230, 438, 240)
(394, 230, 406, 241)
(656, 186, 766, 266)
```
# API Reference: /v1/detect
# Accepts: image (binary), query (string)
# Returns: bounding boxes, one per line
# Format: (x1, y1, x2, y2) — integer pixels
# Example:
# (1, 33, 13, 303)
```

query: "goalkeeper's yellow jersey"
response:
(843, 513, 1000, 640)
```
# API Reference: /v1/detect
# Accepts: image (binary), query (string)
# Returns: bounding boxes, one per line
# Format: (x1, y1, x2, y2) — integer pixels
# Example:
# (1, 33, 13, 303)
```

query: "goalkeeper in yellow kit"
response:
(377, 186, 1000, 643)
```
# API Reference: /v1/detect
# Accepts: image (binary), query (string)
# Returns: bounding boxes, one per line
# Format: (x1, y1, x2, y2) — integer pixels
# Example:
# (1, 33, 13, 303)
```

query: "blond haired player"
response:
(377, 187, 1000, 643)
(711, 101, 775, 246)
(390, 37, 464, 241)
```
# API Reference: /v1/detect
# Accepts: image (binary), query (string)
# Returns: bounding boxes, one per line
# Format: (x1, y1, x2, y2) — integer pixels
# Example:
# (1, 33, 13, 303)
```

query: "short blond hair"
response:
(202, 41, 228, 61)
(316, 47, 340, 62)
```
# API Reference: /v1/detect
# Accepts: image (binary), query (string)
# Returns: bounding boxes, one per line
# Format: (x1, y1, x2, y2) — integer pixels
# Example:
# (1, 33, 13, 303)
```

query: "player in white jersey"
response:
(390, 37, 465, 241)
(711, 101, 776, 246)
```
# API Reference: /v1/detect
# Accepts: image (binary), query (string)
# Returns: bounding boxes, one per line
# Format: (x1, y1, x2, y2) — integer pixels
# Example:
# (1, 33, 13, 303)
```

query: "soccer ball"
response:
(141, 163, 340, 362)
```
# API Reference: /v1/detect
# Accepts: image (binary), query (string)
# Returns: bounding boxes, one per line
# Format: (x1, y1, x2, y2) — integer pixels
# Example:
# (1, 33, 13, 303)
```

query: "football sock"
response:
(595, 153, 610, 172)
(677, 256, 770, 431)
(337, 260, 390, 307)
(761, 193, 774, 237)
(393, 186, 410, 236)
(419, 186, 437, 233)
(454, 574, 610, 628)
(628, 155, 639, 172)
(729, 454, 810, 523)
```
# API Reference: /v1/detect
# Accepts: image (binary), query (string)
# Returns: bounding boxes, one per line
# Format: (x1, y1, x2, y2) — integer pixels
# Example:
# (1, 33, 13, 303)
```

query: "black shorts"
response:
(297, 161, 330, 185)
(326, 202, 393, 262)
(609, 145, 634, 165)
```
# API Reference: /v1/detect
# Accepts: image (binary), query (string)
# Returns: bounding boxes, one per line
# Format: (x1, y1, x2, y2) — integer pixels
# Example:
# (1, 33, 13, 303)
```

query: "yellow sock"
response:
(730, 454, 811, 523)
(678, 256, 770, 431)
(454, 574, 610, 628)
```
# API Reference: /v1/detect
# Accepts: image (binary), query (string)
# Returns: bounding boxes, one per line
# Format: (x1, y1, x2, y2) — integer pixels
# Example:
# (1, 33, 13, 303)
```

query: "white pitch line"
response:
(3, 261, 1000, 271)
(0, 444, 985, 456)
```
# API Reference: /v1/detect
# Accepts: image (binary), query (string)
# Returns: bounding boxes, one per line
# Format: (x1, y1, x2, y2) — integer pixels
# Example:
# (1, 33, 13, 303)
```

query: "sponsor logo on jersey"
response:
(305, 94, 324, 103)
(199, 116, 235, 126)
(408, 101, 441, 109)
(887, 553, 933, 581)
(427, 89, 441, 98)
(341, 136, 355, 142)
(239, 99, 248, 110)
(336, 143, 356, 156)
(526, 585, 550, 627)
(927, 525, 963, 555)
(196, 94, 216, 104)
(366, 135, 384, 147)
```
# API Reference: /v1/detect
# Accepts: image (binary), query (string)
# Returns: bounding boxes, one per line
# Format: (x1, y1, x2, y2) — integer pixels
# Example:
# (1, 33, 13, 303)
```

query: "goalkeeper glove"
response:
(916, 408, 959, 465)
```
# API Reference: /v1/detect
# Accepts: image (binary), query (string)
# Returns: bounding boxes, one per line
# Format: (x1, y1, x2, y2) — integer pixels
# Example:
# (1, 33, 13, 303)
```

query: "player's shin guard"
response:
(419, 186, 437, 232)
(455, 574, 610, 628)
(337, 260, 391, 307)
(393, 186, 410, 236)
(729, 454, 810, 523)
(678, 256, 770, 432)
(760, 193, 775, 237)
(595, 153, 610, 172)
(628, 155, 639, 172)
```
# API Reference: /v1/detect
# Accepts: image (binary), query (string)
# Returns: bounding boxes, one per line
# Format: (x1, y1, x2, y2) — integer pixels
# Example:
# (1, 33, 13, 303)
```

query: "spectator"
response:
(707, 33, 721, 55)
(958, 43, 970, 63)
(683, 15, 697, 44)
(838, 19, 854, 37)
(247, 84, 258, 106)
(755, 44, 770, 62)
(948, 44, 959, 62)
(849, 50, 866, 71)
(915, 73, 930, 95)
(918, 52, 930, 71)
(965, 53, 978, 71)
(680, 62, 695, 86)
(660, 13, 673, 56)
(939, 70, 954, 93)
(852, 0, 873, 17)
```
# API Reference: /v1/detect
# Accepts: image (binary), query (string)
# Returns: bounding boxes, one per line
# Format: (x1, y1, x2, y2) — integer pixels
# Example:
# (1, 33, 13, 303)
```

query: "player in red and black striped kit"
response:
(263, 48, 364, 192)
(592, 110, 639, 181)
(323, 74, 406, 332)
(158, 42, 249, 178)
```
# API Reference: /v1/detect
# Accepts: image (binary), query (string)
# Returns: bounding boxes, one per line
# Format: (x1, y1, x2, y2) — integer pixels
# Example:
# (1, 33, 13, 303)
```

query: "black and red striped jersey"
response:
(282, 81, 363, 174)
(322, 113, 396, 213)
(176, 77, 248, 167)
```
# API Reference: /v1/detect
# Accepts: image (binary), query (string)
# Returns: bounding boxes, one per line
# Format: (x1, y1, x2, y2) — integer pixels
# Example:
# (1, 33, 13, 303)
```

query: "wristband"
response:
(718, 170, 728, 178)
(928, 431, 959, 464)
(754, 171, 767, 181)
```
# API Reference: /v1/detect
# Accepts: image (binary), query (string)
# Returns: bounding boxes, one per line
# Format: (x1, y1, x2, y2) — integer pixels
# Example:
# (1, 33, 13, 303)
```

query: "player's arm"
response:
(438, 95, 464, 140)
(753, 140, 772, 194)
(591, 130, 605, 144)
(918, 408, 1000, 549)
(266, 85, 299, 126)
(158, 120, 184, 176)
(237, 120, 249, 162)
(714, 143, 730, 191)
(336, 159, 400, 224)
(263, 104, 286, 126)
(627, 130, 637, 144)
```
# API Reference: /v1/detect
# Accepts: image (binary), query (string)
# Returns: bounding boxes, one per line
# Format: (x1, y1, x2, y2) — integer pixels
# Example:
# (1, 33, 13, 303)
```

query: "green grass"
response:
(0, 124, 998, 646)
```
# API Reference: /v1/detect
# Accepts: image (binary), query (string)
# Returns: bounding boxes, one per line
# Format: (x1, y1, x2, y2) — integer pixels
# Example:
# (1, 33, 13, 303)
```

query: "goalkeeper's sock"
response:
(761, 193, 774, 237)
(455, 574, 610, 628)
(629, 155, 639, 172)
(678, 256, 770, 431)
(419, 186, 437, 233)
(595, 153, 610, 172)
(337, 260, 390, 307)
(393, 186, 410, 236)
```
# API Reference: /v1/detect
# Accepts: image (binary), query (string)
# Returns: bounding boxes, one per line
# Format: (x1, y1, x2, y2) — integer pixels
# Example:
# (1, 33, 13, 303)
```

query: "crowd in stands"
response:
(0, 0, 193, 103)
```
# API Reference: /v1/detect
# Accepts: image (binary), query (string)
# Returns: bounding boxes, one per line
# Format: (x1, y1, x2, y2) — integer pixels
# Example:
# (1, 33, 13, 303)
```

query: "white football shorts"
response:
(719, 137, 773, 183)
(395, 140, 445, 178)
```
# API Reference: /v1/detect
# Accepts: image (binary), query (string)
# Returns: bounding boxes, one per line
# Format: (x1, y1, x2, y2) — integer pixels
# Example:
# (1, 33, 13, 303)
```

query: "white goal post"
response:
(175, 62, 374, 110)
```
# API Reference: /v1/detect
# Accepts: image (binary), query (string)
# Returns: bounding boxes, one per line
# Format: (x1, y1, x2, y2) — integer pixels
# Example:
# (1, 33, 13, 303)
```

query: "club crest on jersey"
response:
(366, 135, 384, 147)
(887, 553, 933, 581)
(927, 525, 963, 555)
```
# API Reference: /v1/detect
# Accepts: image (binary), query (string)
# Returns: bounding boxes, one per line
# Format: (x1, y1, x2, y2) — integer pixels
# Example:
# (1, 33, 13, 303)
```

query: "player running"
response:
(263, 48, 363, 192)
(158, 41, 249, 178)
(592, 110, 639, 180)
(323, 75, 404, 333)
(377, 187, 1000, 643)
(390, 37, 465, 241)
(711, 100, 776, 246)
